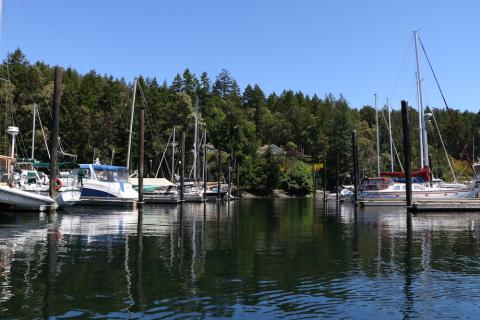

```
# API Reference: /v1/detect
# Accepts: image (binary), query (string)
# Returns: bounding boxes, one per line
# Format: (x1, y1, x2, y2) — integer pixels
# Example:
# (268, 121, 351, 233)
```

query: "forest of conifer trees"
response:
(0, 49, 478, 195)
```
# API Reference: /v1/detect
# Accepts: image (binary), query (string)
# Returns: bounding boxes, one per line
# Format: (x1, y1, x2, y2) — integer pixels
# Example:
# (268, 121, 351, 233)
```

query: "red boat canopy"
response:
(381, 166, 430, 182)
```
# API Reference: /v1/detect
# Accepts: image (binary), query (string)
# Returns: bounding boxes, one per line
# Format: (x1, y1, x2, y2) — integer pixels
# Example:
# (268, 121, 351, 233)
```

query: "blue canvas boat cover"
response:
(79, 164, 128, 171)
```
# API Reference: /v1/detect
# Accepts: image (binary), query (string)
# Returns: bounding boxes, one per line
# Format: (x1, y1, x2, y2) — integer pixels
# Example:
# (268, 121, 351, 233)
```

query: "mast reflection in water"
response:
(1, 199, 480, 318)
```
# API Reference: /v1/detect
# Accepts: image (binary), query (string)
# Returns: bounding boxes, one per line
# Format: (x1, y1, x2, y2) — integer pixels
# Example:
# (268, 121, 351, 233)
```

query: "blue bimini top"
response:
(79, 164, 128, 171)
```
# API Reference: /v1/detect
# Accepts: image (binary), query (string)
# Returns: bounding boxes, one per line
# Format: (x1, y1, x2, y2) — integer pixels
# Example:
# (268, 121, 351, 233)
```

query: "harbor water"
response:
(1, 199, 480, 318)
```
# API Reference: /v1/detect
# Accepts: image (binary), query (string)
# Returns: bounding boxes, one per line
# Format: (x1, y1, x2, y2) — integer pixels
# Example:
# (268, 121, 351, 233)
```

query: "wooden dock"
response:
(411, 199, 480, 213)
(360, 199, 406, 207)
(79, 198, 137, 208)
(359, 199, 480, 212)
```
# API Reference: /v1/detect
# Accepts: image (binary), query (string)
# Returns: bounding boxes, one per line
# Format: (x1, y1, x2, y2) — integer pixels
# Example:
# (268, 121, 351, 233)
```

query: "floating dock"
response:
(359, 199, 480, 212)
(360, 199, 406, 207)
(411, 199, 480, 213)
(79, 198, 137, 207)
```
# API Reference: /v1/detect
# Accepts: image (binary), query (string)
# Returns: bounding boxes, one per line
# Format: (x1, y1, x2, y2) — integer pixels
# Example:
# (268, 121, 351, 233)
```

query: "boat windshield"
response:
(94, 168, 129, 182)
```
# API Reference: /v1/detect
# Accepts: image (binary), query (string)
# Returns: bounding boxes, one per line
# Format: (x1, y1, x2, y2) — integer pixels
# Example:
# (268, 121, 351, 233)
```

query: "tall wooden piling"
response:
(217, 149, 221, 200)
(236, 162, 241, 198)
(203, 131, 207, 200)
(180, 131, 185, 201)
(49, 67, 62, 203)
(323, 159, 327, 201)
(401, 100, 412, 209)
(335, 153, 339, 204)
(138, 107, 145, 207)
(428, 154, 433, 187)
(352, 130, 359, 205)
(313, 166, 317, 199)
(228, 149, 232, 201)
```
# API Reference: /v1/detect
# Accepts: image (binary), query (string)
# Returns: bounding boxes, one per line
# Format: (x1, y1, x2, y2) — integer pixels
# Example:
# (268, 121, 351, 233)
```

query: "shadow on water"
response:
(1, 200, 480, 318)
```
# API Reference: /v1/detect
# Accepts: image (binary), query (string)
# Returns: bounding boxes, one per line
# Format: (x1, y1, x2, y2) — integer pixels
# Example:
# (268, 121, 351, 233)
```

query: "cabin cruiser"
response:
(78, 163, 137, 206)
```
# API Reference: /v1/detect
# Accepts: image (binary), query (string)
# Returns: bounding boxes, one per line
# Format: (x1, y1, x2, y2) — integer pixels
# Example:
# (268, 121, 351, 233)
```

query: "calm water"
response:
(1, 199, 480, 319)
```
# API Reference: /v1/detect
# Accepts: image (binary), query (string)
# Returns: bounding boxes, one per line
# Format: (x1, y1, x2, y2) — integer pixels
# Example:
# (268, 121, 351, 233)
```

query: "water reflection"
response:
(1, 200, 480, 318)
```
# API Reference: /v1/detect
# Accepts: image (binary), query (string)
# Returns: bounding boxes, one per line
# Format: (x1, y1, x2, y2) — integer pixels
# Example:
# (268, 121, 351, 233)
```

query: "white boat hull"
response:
(0, 185, 54, 210)
(56, 187, 81, 207)
(80, 179, 138, 206)
(360, 188, 478, 201)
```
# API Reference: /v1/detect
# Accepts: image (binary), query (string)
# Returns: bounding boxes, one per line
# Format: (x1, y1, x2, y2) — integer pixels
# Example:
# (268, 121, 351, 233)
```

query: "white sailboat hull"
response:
(360, 188, 478, 201)
(0, 185, 54, 210)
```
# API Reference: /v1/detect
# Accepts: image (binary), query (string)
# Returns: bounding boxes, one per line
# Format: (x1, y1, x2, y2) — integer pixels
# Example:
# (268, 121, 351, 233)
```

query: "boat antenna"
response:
(417, 35, 475, 175)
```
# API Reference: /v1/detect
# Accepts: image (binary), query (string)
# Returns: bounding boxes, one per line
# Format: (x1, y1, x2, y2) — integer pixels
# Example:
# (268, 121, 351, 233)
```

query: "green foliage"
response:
(0, 49, 477, 188)
(280, 160, 313, 197)
(240, 147, 281, 195)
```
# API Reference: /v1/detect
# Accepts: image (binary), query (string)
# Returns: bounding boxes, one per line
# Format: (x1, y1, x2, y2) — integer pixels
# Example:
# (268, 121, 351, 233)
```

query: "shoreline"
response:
(239, 190, 328, 199)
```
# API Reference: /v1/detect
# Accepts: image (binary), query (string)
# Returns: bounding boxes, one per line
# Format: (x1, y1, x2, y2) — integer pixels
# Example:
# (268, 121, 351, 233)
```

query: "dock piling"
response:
(138, 107, 145, 207)
(323, 160, 326, 201)
(203, 131, 207, 200)
(180, 131, 185, 201)
(352, 130, 359, 205)
(236, 162, 241, 198)
(401, 100, 412, 209)
(49, 66, 62, 206)
(217, 149, 221, 200)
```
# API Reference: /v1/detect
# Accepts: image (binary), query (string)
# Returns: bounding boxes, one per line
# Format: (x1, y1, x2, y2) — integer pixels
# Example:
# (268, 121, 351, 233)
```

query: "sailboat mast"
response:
(193, 96, 199, 180)
(414, 30, 429, 168)
(171, 127, 176, 182)
(473, 138, 475, 163)
(126, 78, 138, 170)
(31, 104, 36, 159)
(387, 100, 394, 171)
(375, 94, 380, 176)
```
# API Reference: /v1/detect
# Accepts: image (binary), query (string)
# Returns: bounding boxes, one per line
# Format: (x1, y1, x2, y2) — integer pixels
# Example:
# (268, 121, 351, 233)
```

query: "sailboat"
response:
(125, 80, 180, 203)
(359, 31, 480, 202)
(183, 96, 205, 202)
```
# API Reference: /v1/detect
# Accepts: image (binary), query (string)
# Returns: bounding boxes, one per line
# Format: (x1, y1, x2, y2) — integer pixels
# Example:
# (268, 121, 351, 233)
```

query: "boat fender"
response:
(55, 178, 63, 191)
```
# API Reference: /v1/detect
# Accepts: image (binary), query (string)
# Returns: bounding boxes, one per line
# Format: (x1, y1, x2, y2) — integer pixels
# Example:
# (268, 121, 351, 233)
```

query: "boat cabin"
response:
(360, 177, 394, 191)
(79, 164, 129, 182)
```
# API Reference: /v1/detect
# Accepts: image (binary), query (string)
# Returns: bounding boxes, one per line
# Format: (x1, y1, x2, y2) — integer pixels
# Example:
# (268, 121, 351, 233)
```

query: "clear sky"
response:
(2, 0, 480, 111)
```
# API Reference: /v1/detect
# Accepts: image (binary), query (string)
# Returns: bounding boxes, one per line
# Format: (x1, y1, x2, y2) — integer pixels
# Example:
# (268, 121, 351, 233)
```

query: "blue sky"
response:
(2, 0, 480, 111)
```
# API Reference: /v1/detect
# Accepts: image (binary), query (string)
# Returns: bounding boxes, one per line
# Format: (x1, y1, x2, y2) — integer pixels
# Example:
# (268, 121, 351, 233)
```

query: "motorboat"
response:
(78, 163, 137, 206)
